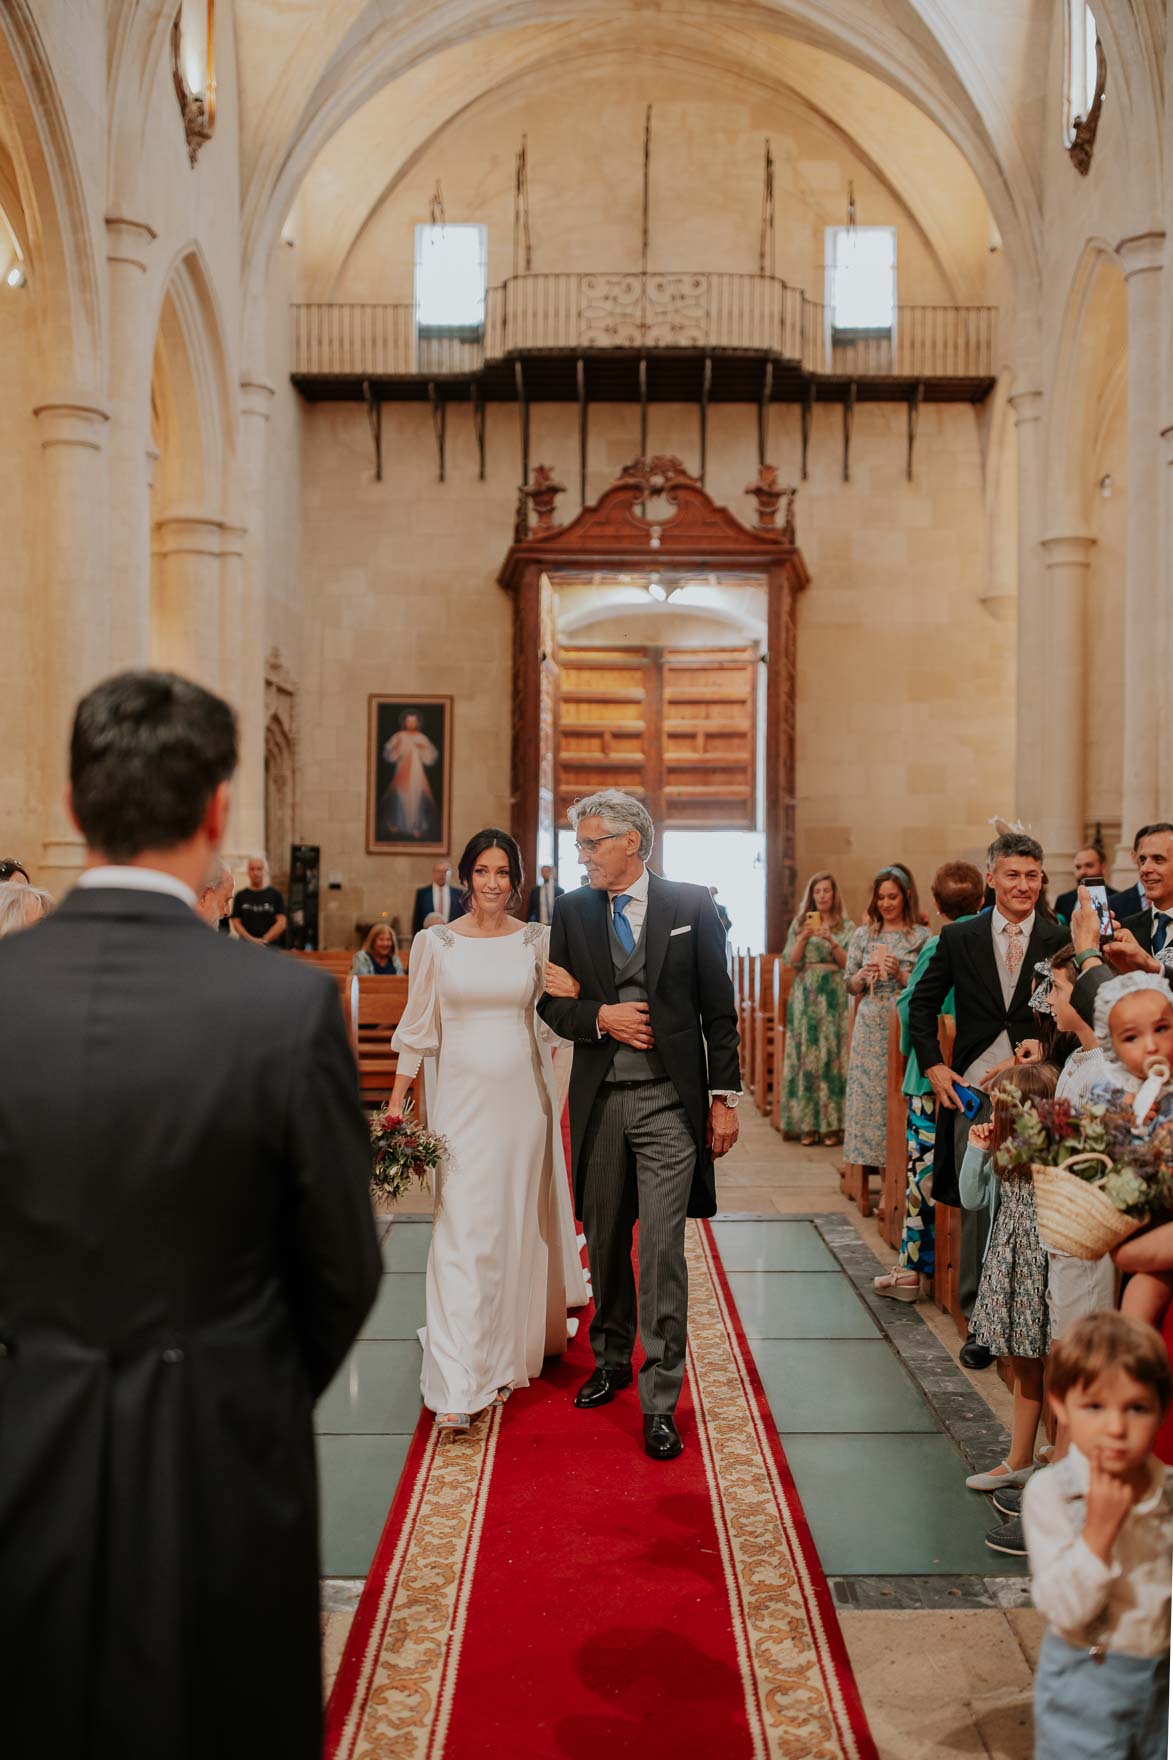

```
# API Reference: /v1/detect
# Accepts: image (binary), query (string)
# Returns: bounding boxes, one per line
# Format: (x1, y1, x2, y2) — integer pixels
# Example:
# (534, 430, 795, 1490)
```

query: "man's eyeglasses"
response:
(0, 859, 29, 881)
(574, 833, 625, 856)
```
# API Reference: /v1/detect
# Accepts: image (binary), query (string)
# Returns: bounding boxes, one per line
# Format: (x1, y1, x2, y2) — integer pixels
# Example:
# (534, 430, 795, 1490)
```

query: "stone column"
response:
(33, 399, 111, 889)
(1009, 388, 1045, 835)
(218, 520, 254, 873)
(234, 378, 275, 861)
(1116, 232, 1165, 880)
(1161, 421, 1173, 812)
(105, 215, 156, 668)
(1038, 533, 1093, 875)
(151, 515, 224, 690)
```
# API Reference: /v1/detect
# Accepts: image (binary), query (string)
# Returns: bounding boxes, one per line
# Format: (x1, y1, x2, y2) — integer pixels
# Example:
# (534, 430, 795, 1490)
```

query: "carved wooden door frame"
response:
(498, 457, 810, 949)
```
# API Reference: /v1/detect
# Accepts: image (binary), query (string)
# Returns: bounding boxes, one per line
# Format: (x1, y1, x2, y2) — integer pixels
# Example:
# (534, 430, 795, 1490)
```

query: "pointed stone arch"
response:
(1043, 240, 1127, 536)
(149, 243, 238, 686)
(0, 0, 102, 394)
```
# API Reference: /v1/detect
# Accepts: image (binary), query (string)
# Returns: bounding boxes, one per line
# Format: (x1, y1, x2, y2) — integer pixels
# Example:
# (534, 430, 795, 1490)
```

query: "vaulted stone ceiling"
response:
(194, 0, 1162, 354)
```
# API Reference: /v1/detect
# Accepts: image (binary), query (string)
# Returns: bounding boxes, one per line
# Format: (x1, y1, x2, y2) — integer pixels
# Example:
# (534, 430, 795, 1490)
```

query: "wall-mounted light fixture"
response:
(171, 1, 216, 168)
(5, 264, 26, 290)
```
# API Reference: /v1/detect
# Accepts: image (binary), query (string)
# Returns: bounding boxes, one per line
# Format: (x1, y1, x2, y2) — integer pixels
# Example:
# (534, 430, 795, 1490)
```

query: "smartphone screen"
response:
(1085, 881, 1114, 941)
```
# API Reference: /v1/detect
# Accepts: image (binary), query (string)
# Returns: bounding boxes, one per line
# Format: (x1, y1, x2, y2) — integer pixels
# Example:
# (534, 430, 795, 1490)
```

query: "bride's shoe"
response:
(435, 1411, 471, 1434)
(493, 1386, 513, 1406)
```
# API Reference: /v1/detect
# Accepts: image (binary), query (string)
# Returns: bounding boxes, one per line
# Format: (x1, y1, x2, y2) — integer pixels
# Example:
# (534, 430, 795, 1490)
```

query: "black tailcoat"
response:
(0, 887, 381, 1760)
(907, 910, 1067, 1204)
(536, 873, 741, 1218)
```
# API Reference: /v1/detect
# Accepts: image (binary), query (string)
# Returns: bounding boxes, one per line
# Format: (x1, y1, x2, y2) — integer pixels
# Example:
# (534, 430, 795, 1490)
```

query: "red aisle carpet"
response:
(325, 1220, 877, 1760)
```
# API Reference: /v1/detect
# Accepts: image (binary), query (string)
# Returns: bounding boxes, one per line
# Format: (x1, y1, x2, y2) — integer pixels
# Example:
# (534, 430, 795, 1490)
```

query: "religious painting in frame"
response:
(366, 695, 453, 855)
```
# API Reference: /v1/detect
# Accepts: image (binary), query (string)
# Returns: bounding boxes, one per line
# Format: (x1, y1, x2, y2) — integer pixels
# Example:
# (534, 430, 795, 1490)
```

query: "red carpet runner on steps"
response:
(325, 1217, 878, 1760)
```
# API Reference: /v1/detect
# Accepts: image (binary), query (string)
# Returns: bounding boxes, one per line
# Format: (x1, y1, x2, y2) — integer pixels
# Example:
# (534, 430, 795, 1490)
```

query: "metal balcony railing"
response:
(291, 273, 997, 382)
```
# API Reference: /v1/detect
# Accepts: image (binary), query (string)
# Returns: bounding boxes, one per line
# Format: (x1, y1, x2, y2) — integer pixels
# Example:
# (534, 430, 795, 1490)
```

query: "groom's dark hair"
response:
(70, 670, 238, 860)
(457, 828, 525, 912)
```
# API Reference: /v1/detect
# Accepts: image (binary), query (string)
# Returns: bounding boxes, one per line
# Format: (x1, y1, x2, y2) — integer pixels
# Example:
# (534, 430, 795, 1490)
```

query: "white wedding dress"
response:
(391, 921, 589, 1414)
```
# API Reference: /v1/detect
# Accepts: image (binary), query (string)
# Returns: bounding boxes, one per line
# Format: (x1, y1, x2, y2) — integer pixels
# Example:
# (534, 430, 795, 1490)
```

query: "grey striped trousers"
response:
(579, 1078, 697, 1414)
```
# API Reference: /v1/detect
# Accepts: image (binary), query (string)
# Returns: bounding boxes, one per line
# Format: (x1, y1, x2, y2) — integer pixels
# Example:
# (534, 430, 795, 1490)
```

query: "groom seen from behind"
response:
(537, 789, 741, 1462)
(0, 671, 381, 1760)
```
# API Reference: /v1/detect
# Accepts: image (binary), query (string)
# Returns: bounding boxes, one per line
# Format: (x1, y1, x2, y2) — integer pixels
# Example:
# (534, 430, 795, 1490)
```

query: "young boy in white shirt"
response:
(1023, 1311, 1173, 1759)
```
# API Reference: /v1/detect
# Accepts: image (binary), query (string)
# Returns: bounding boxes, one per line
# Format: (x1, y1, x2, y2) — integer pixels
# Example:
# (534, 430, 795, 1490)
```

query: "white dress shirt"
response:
(1023, 1445, 1173, 1657)
(75, 865, 197, 909)
(964, 907, 1035, 1084)
(539, 880, 556, 926)
(432, 883, 450, 923)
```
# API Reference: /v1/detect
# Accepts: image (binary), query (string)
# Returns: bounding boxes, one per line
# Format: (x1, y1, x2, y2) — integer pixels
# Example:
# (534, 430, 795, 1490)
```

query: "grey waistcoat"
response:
(605, 907, 667, 1083)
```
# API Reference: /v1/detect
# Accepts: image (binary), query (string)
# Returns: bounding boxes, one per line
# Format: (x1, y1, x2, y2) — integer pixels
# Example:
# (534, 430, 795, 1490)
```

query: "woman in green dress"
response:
(779, 873, 855, 1146)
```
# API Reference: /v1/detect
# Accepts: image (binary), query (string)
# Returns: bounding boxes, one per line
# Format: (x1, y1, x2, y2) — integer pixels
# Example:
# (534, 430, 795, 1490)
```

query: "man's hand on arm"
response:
(263, 914, 288, 945)
(597, 1002, 655, 1049)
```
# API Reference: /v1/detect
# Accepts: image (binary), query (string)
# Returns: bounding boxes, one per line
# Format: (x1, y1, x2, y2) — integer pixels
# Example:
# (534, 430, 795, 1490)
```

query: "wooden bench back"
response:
(348, 975, 411, 1102)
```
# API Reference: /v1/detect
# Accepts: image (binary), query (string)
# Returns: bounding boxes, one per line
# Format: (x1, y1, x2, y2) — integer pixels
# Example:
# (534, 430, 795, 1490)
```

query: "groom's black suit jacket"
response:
(908, 910, 1067, 1205)
(0, 886, 381, 1760)
(536, 872, 741, 1220)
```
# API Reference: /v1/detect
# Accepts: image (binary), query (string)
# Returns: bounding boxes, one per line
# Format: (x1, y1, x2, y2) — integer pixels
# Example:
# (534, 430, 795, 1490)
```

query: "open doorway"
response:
(550, 572, 768, 950)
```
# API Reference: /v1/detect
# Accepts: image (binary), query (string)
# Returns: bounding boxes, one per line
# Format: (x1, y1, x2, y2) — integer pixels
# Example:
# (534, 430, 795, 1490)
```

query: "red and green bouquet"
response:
(369, 1104, 448, 1202)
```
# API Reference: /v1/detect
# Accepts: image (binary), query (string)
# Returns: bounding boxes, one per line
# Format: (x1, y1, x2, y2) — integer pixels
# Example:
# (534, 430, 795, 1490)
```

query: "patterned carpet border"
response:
(692, 1220, 880, 1760)
(324, 1405, 502, 1760)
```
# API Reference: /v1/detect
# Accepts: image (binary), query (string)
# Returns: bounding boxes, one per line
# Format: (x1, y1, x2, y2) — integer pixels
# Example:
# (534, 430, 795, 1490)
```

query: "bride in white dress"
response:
(388, 829, 588, 1430)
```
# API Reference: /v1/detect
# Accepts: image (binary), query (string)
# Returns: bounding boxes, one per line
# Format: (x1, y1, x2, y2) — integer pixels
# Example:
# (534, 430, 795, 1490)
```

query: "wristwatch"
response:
(1072, 949, 1102, 970)
(714, 1092, 741, 1109)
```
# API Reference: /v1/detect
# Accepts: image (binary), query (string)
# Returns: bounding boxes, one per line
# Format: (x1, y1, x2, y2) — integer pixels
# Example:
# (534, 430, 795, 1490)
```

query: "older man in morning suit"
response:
(537, 789, 741, 1464)
(0, 672, 381, 1760)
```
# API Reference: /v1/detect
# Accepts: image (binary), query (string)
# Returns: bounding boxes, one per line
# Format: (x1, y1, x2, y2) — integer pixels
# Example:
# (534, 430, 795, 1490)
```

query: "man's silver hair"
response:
(568, 790, 655, 861)
(201, 856, 233, 893)
(0, 884, 52, 938)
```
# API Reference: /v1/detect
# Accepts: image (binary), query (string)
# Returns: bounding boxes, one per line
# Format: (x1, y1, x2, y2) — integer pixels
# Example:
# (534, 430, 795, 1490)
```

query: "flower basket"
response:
(1031, 1157, 1146, 1261)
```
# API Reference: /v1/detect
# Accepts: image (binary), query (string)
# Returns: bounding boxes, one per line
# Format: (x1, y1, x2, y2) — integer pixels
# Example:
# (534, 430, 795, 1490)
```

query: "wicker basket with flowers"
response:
(992, 1089, 1173, 1261)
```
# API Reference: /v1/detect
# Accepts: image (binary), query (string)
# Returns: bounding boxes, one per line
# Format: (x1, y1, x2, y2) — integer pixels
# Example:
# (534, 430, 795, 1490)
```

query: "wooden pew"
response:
(770, 959, 797, 1132)
(349, 974, 411, 1103)
(932, 1016, 967, 1333)
(737, 950, 755, 1086)
(879, 1009, 909, 1249)
(752, 953, 782, 1114)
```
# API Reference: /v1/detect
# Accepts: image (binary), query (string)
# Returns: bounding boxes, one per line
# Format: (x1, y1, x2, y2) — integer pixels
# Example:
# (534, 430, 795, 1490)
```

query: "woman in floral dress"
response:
(779, 873, 855, 1145)
(843, 867, 930, 1176)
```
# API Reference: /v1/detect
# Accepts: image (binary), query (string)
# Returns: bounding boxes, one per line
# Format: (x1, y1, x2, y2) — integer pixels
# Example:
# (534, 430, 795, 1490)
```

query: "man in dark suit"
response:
(1067, 826, 1173, 1021)
(537, 790, 741, 1463)
(1054, 843, 1107, 923)
(411, 859, 467, 936)
(0, 672, 382, 1760)
(527, 863, 565, 925)
(909, 832, 1067, 1363)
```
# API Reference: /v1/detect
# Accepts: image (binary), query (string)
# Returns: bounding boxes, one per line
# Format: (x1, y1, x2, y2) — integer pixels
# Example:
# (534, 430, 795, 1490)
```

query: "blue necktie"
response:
(612, 893, 636, 955)
(1155, 913, 1169, 955)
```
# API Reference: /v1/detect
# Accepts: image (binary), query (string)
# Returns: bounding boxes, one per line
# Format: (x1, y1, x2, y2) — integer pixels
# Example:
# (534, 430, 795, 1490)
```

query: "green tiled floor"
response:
(761, 1338, 937, 1432)
(711, 1220, 837, 1273)
(359, 1273, 426, 1340)
(317, 1222, 430, 1579)
(782, 1434, 1013, 1576)
(316, 1339, 423, 1433)
(713, 1218, 1025, 1578)
(724, 1271, 878, 1339)
(317, 1433, 413, 1576)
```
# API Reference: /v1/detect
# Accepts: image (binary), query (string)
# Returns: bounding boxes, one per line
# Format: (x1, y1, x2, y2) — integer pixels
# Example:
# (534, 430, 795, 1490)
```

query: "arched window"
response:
(1064, 1, 1105, 162)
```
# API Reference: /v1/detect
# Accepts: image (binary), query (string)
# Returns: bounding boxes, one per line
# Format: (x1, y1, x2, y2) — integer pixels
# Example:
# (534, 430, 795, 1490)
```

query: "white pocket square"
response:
(670, 925, 692, 937)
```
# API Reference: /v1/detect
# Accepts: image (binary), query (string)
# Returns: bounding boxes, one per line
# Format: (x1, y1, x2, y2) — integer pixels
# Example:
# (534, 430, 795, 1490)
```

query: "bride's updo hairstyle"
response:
(457, 828, 525, 914)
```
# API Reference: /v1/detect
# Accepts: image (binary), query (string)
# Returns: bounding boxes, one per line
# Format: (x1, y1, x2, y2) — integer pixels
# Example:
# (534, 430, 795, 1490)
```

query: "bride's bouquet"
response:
(369, 1103, 448, 1202)
(993, 1088, 1173, 1259)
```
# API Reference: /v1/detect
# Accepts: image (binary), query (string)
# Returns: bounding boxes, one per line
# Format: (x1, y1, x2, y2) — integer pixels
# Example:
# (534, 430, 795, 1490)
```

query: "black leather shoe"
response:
(574, 1366, 633, 1409)
(643, 1415, 683, 1461)
(959, 1339, 994, 1370)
